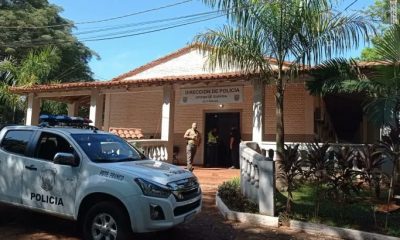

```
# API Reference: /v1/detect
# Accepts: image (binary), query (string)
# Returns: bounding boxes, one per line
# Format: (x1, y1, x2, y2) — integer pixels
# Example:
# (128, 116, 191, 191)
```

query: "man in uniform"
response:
(184, 122, 201, 171)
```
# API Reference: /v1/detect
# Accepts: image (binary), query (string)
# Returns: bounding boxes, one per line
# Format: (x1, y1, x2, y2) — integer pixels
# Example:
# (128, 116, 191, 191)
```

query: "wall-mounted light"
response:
(218, 104, 224, 108)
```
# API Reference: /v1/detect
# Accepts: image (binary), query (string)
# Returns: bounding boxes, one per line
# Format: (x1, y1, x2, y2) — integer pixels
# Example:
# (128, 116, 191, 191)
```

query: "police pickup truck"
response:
(0, 125, 201, 240)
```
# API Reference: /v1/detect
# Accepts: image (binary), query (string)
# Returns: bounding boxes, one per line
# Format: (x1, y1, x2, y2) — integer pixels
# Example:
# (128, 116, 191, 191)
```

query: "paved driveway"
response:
(0, 168, 338, 240)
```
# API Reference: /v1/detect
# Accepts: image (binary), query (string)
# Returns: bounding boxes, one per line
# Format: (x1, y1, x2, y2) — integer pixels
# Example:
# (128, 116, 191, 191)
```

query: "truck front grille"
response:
(172, 187, 201, 202)
(173, 199, 201, 216)
(168, 177, 201, 202)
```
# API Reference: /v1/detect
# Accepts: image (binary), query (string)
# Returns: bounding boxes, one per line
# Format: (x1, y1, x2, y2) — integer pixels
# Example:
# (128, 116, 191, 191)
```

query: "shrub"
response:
(326, 146, 362, 203)
(217, 178, 258, 213)
(305, 140, 332, 218)
(356, 144, 386, 199)
(278, 144, 305, 213)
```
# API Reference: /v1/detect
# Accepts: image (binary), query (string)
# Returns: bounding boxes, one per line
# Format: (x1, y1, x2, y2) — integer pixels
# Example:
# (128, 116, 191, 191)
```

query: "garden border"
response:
(216, 193, 400, 240)
(289, 220, 400, 240)
(216, 194, 279, 227)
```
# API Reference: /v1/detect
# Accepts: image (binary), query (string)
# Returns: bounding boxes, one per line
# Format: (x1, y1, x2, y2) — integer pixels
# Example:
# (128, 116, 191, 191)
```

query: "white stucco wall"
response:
(124, 49, 279, 80)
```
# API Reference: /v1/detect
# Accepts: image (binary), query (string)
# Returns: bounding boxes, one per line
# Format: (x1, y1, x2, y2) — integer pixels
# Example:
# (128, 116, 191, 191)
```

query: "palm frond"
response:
(18, 46, 60, 86)
(367, 65, 400, 95)
(201, 0, 268, 28)
(194, 25, 272, 77)
(341, 79, 376, 94)
(374, 24, 400, 63)
(363, 97, 398, 128)
(307, 58, 364, 95)
(0, 81, 19, 106)
(0, 58, 17, 84)
(293, 12, 374, 66)
(0, 47, 60, 109)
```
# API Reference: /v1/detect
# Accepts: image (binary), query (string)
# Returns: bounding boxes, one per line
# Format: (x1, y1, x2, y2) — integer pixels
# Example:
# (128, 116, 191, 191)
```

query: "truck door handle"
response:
(25, 165, 37, 171)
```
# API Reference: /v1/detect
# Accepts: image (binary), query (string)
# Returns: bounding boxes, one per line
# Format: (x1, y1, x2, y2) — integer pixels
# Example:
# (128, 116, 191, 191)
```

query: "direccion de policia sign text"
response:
(180, 86, 243, 104)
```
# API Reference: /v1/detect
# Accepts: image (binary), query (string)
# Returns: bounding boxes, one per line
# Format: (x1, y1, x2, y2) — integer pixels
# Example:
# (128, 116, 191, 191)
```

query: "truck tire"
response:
(82, 201, 132, 240)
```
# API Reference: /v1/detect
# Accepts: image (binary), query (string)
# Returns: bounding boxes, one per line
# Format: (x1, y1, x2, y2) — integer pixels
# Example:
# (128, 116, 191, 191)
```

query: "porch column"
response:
(26, 93, 40, 126)
(89, 89, 104, 129)
(67, 102, 79, 116)
(252, 79, 264, 143)
(161, 85, 175, 163)
(103, 93, 111, 132)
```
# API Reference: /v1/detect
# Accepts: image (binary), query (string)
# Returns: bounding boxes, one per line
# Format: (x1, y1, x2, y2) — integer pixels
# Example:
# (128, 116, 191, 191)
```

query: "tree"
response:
(308, 25, 400, 133)
(363, 0, 399, 25)
(307, 23, 400, 200)
(360, 0, 400, 60)
(0, 46, 61, 122)
(361, 37, 385, 61)
(194, 0, 373, 186)
(0, 0, 96, 123)
(0, 0, 95, 82)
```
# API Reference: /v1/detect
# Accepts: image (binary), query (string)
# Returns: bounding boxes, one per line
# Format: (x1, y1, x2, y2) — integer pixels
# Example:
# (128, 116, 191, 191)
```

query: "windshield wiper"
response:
(92, 157, 143, 163)
(117, 157, 143, 162)
(93, 159, 116, 163)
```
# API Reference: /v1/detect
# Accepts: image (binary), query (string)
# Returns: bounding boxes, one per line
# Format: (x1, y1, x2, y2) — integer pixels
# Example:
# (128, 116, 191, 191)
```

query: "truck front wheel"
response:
(82, 201, 131, 240)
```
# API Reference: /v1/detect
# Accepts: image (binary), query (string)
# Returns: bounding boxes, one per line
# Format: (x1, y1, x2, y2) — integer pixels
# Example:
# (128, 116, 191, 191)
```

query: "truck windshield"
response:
(72, 133, 146, 163)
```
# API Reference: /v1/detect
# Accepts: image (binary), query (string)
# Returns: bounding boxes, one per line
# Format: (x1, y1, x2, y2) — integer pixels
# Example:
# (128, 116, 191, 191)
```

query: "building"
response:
(11, 45, 372, 166)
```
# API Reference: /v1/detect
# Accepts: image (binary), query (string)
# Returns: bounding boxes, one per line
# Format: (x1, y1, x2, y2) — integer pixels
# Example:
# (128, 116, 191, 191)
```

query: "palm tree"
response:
(194, 0, 373, 185)
(0, 46, 60, 123)
(307, 23, 400, 200)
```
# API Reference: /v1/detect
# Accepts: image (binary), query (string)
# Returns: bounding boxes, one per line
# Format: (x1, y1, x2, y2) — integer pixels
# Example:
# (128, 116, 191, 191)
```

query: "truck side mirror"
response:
(54, 152, 79, 166)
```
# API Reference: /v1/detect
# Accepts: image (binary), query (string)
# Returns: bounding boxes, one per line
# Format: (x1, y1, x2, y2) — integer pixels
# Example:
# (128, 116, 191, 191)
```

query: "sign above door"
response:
(180, 86, 243, 104)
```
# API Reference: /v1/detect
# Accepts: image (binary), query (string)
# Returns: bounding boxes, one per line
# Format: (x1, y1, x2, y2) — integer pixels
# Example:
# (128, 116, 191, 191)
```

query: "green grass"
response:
(218, 179, 400, 237)
(276, 184, 400, 237)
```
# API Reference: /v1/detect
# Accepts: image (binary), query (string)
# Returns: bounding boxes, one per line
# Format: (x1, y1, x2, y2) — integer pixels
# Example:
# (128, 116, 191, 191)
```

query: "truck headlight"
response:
(134, 178, 171, 198)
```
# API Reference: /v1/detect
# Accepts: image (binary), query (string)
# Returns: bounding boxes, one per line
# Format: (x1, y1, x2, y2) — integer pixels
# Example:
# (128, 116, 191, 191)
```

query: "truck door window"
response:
(36, 132, 76, 161)
(0, 130, 33, 156)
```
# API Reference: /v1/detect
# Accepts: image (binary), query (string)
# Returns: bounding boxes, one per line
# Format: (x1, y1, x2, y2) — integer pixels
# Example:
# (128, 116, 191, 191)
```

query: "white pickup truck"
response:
(0, 125, 201, 240)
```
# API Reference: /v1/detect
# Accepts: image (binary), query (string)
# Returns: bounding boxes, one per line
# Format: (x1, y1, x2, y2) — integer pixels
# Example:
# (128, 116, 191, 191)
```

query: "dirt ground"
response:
(0, 168, 340, 240)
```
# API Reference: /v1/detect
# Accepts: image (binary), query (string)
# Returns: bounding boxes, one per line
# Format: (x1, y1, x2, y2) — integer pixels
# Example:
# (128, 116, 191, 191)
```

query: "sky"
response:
(49, 0, 376, 81)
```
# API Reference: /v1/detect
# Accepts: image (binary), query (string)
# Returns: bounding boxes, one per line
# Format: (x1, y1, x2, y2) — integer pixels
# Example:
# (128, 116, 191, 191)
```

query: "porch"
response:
(10, 45, 321, 165)
(11, 73, 267, 163)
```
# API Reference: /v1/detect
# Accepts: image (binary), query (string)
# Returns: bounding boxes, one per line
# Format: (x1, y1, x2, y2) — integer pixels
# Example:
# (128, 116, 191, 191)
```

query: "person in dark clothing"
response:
(229, 127, 241, 169)
(267, 149, 275, 161)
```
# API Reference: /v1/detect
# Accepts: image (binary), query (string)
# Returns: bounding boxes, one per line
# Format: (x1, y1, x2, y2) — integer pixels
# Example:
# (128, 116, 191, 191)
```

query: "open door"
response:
(204, 112, 240, 167)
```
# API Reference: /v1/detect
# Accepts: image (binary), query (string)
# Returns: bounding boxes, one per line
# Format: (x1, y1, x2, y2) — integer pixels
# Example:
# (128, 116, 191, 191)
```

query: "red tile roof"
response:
(109, 127, 144, 139)
(10, 72, 256, 94)
(9, 42, 390, 95)
(357, 61, 390, 67)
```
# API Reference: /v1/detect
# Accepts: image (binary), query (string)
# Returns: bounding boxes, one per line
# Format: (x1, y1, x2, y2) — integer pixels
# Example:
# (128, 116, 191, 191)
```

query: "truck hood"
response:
(106, 160, 194, 185)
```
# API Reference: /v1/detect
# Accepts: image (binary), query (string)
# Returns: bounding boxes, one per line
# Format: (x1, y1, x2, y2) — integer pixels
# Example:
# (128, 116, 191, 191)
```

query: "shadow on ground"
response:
(0, 168, 339, 240)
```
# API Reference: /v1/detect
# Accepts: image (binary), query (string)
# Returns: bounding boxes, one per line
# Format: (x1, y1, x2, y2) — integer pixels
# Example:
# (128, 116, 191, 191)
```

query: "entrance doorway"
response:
(204, 112, 240, 167)
(324, 94, 363, 142)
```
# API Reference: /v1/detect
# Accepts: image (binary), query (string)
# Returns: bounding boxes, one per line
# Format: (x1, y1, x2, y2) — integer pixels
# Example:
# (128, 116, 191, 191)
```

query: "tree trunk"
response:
(275, 76, 286, 190)
(286, 188, 292, 213)
(12, 105, 16, 123)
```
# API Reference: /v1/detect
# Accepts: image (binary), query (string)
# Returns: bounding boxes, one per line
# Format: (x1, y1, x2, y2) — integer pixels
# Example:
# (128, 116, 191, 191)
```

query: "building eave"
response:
(10, 72, 259, 94)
